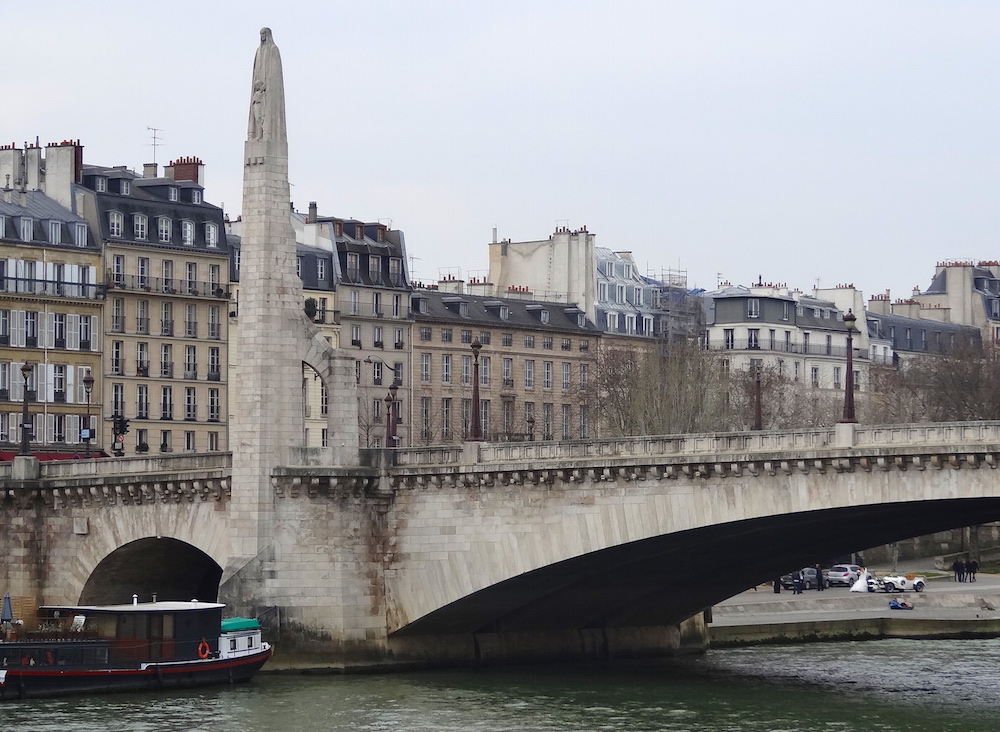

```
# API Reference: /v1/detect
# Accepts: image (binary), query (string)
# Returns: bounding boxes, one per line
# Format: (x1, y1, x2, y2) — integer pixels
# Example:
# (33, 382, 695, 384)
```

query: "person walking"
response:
(792, 570, 805, 595)
(773, 577, 782, 594)
(815, 563, 825, 591)
(953, 558, 964, 582)
(968, 558, 979, 582)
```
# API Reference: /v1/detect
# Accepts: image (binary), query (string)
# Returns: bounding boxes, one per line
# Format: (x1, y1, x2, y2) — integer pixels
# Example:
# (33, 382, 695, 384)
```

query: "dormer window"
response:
(134, 214, 148, 240)
(120, 179, 130, 196)
(181, 220, 194, 246)
(95, 177, 107, 192)
(205, 223, 218, 247)
(48, 221, 62, 245)
(317, 259, 326, 280)
(192, 189, 202, 205)
(577, 313, 586, 327)
(74, 223, 88, 247)
(20, 217, 33, 242)
(158, 217, 172, 243)
(109, 212, 123, 238)
(168, 187, 179, 202)
(540, 309, 549, 324)
(500, 305, 510, 320)
(747, 298, 760, 318)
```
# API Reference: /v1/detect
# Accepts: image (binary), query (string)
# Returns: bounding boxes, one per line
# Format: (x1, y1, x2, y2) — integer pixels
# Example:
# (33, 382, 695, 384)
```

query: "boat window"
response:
(247, 636, 255, 649)
(230, 638, 238, 651)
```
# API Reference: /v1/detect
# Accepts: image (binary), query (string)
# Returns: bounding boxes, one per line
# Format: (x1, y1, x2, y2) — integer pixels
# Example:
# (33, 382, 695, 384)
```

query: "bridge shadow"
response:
(80, 538, 222, 605)
(393, 498, 1000, 638)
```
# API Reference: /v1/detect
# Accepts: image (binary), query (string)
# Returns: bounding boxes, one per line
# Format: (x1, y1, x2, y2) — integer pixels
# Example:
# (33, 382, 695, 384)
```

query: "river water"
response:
(4, 639, 998, 731)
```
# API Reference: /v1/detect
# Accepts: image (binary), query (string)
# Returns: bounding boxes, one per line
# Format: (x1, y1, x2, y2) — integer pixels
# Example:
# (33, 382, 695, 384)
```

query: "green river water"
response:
(3, 638, 997, 731)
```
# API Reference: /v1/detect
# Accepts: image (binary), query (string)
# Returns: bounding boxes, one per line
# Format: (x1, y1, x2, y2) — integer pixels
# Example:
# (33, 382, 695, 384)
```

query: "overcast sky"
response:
(10, 1, 1000, 301)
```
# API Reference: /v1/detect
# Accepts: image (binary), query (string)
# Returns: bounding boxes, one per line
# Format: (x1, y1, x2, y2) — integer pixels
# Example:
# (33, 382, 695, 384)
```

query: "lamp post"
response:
(469, 339, 483, 441)
(752, 363, 763, 431)
(19, 362, 32, 456)
(384, 382, 398, 447)
(841, 309, 857, 424)
(526, 415, 535, 442)
(83, 370, 95, 457)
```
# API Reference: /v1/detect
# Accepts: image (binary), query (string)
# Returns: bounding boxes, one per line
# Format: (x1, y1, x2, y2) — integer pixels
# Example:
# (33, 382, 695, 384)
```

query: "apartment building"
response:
(410, 283, 600, 443)
(0, 142, 103, 454)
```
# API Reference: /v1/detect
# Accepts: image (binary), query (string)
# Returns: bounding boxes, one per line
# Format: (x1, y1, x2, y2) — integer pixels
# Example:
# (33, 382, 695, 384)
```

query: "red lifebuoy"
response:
(197, 639, 211, 659)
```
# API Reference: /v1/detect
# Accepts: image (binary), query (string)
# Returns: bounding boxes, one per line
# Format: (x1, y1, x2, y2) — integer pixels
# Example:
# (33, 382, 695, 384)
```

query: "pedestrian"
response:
(773, 577, 781, 594)
(968, 558, 979, 583)
(953, 558, 964, 582)
(815, 563, 825, 591)
(793, 570, 805, 595)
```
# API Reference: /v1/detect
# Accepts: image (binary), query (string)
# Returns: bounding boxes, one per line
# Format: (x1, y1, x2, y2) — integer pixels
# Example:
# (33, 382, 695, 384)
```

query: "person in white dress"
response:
(850, 567, 870, 593)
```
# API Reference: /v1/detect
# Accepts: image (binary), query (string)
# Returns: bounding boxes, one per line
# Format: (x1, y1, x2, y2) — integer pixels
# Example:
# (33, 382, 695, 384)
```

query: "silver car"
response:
(826, 564, 861, 587)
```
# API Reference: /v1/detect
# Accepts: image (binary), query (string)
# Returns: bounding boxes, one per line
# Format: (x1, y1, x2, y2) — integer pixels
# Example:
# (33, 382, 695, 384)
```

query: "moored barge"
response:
(0, 599, 271, 700)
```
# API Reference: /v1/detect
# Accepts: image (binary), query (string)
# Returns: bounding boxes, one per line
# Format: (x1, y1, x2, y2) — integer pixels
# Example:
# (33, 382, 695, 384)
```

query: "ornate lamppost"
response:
(841, 309, 857, 424)
(384, 382, 398, 447)
(752, 363, 763, 431)
(19, 362, 32, 456)
(469, 339, 483, 441)
(83, 370, 95, 457)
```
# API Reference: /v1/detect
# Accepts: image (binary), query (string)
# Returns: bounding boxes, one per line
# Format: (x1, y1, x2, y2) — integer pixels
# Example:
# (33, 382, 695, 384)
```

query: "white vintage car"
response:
(872, 574, 926, 593)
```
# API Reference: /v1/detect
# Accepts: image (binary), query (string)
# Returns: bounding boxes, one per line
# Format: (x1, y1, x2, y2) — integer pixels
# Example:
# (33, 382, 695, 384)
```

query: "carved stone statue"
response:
(247, 28, 287, 143)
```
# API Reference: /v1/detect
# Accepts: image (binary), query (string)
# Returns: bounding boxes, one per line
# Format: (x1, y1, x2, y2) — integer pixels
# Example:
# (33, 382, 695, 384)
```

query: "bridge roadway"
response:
(4, 421, 1000, 665)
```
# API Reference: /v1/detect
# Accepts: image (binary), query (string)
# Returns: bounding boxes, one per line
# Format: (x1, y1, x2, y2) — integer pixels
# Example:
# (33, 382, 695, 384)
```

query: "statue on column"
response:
(247, 27, 287, 144)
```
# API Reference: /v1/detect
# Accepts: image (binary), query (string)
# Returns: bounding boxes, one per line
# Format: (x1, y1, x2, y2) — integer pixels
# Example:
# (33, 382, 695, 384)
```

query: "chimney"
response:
(308, 201, 318, 223)
(164, 156, 204, 184)
(43, 140, 84, 210)
(143, 163, 158, 178)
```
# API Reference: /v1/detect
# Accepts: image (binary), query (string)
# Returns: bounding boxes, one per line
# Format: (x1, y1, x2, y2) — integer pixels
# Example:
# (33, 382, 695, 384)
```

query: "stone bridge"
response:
(4, 421, 1000, 664)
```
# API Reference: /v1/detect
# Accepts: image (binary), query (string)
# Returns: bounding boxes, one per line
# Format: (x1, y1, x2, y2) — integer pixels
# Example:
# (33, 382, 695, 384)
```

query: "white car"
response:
(875, 574, 926, 593)
(826, 564, 861, 587)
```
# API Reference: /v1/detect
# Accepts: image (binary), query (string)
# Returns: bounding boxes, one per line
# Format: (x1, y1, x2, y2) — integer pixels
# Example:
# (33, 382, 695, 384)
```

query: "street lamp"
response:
(752, 363, 763, 431)
(83, 370, 95, 457)
(526, 415, 535, 442)
(841, 309, 858, 424)
(469, 339, 483, 441)
(384, 382, 398, 448)
(19, 362, 32, 456)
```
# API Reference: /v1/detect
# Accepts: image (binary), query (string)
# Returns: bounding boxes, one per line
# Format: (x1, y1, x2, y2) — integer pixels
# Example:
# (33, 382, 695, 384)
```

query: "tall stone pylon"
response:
(224, 28, 306, 592)
(221, 28, 360, 619)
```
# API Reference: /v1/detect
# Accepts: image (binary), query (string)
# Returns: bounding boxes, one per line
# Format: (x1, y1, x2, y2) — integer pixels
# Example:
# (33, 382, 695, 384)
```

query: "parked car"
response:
(780, 567, 826, 590)
(826, 564, 861, 587)
(877, 574, 926, 592)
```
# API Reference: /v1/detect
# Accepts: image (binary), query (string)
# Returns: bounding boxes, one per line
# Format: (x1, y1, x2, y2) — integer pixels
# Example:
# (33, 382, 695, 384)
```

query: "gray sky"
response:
(10, 1, 1000, 301)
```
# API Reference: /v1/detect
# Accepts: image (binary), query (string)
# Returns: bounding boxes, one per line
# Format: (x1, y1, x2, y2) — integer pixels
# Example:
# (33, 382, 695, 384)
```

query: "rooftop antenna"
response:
(408, 255, 420, 279)
(147, 127, 163, 165)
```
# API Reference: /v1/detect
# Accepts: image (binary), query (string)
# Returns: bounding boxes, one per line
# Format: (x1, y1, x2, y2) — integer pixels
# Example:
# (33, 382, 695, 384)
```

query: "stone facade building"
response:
(0, 141, 103, 454)
(410, 283, 600, 443)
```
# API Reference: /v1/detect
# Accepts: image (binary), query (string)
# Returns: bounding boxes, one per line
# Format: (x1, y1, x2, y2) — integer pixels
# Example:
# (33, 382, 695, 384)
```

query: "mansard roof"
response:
(411, 288, 598, 334)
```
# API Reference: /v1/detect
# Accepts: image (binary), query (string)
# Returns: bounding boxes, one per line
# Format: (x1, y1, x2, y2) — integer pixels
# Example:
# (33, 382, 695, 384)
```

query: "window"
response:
(160, 430, 172, 452)
(525, 360, 535, 389)
(616, 285, 626, 303)
(182, 220, 194, 246)
(441, 354, 451, 383)
(205, 223, 218, 247)
(562, 404, 571, 439)
(120, 179, 130, 196)
(209, 432, 219, 451)
(49, 220, 62, 245)
(317, 259, 326, 280)
(185, 387, 197, 420)
(461, 355, 472, 384)
(420, 327, 432, 341)
(20, 218, 32, 242)
(562, 362, 571, 390)
(111, 340, 124, 374)
(479, 332, 491, 345)
(441, 398, 452, 439)
(191, 189, 202, 204)
(598, 282, 608, 301)
(74, 223, 88, 247)
(168, 187, 179, 202)
(185, 431, 196, 451)
(346, 252, 360, 279)
(441, 329, 453, 343)
(137, 385, 149, 419)
(184, 344, 197, 378)
(208, 390, 219, 422)
(109, 212, 123, 238)
(580, 363, 589, 387)
(351, 324, 361, 346)
(833, 366, 842, 390)
(502, 333, 513, 347)
(95, 177, 107, 192)
(748, 298, 760, 318)
(392, 294, 401, 318)
(748, 329, 759, 350)
(543, 361, 553, 390)
(461, 330, 473, 344)
(161, 343, 173, 377)
(421, 353, 431, 383)
(499, 306, 510, 320)
(825, 334, 832, 355)
(185, 304, 197, 337)
(540, 310, 550, 324)
(543, 337, 553, 350)
(480, 356, 490, 385)
(524, 335, 535, 348)
(810, 366, 820, 388)
(724, 329, 735, 349)
(158, 217, 171, 242)
(161, 386, 173, 419)
(782, 301, 790, 321)
(502, 357, 513, 386)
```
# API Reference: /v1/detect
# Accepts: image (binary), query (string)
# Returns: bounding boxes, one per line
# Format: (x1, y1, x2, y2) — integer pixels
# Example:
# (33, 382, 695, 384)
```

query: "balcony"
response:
(136, 363, 149, 377)
(104, 274, 231, 298)
(110, 317, 125, 333)
(161, 320, 174, 337)
(184, 368, 198, 380)
(0, 276, 101, 300)
(161, 363, 174, 378)
(185, 321, 198, 338)
(394, 341, 404, 349)
(208, 370, 221, 381)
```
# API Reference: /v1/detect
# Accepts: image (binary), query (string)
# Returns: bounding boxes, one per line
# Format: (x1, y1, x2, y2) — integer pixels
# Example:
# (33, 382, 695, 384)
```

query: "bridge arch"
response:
(80, 538, 222, 605)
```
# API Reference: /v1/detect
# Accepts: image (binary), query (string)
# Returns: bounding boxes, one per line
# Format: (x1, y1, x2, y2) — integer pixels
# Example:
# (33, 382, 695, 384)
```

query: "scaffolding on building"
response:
(648, 267, 704, 344)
